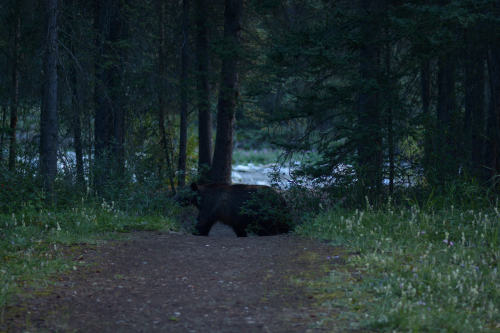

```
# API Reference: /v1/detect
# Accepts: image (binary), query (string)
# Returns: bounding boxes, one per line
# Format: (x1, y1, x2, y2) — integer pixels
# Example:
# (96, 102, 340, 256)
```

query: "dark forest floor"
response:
(1, 224, 347, 332)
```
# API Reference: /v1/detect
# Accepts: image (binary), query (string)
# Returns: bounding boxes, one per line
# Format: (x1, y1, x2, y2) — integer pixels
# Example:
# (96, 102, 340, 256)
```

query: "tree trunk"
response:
(464, 29, 486, 180)
(94, 0, 125, 191)
(110, 6, 126, 179)
(157, 0, 176, 193)
(0, 105, 6, 163)
(93, 0, 113, 190)
(69, 5, 85, 189)
(210, 0, 242, 184)
(487, 46, 500, 182)
(195, 0, 212, 182)
(356, 0, 383, 199)
(9, 11, 21, 172)
(436, 54, 457, 183)
(421, 59, 433, 178)
(40, 0, 59, 195)
(385, 43, 394, 196)
(178, 0, 190, 187)
(71, 50, 85, 188)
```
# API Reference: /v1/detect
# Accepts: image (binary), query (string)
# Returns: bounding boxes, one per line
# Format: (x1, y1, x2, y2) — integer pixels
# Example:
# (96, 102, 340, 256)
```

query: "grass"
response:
(296, 203, 500, 332)
(0, 200, 179, 312)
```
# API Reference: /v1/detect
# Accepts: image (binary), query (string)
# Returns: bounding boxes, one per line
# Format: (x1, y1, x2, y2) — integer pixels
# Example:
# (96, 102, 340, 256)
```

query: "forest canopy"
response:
(1, 0, 499, 208)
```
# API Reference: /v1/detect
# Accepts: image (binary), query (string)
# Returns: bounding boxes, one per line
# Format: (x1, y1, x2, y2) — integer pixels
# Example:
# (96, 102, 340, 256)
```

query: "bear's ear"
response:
(190, 183, 198, 192)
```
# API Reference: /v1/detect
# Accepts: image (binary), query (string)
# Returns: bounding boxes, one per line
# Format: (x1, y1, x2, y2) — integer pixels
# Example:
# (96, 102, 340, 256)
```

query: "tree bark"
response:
(178, 0, 190, 187)
(0, 105, 6, 163)
(157, 0, 176, 193)
(69, 2, 85, 188)
(195, 0, 212, 182)
(71, 49, 85, 188)
(94, 0, 125, 191)
(464, 29, 486, 180)
(93, 0, 113, 189)
(487, 46, 500, 182)
(9, 10, 21, 172)
(385, 43, 394, 196)
(436, 54, 457, 183)
(356, 0, 383, 199)
(210, 0, 242, 184)
(421, 60, 433, 178)
(40, 0, 59, 195)
(110, 10, 126, 179)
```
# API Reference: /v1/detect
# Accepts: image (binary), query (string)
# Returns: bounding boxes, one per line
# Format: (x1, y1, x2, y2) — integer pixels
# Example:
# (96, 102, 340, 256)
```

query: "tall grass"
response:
(297, 203, 500, 331)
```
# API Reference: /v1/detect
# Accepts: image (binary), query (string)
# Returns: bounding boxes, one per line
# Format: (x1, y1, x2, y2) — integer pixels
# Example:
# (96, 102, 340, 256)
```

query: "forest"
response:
(0, 0, 499, 331)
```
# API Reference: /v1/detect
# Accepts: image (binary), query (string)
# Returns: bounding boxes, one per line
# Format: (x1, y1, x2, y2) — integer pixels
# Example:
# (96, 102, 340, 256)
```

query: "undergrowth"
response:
(0, 200, 179, 313)
(297, 202, 500, 332)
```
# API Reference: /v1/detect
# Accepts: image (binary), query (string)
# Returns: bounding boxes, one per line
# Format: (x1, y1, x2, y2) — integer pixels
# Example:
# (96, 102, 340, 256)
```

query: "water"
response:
(231, 163, 291, 186)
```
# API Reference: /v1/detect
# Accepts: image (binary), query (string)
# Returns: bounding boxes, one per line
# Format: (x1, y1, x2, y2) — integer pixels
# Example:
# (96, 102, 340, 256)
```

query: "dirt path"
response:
(2, 224, 344, 332)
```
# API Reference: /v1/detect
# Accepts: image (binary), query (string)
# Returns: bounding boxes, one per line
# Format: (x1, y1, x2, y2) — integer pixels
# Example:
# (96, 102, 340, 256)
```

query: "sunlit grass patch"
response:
(297, 205, 500, 331)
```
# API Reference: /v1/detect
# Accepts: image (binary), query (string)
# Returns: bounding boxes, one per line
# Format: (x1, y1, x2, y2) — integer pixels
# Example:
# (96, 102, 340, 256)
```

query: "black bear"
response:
(190, 183, 290, 237)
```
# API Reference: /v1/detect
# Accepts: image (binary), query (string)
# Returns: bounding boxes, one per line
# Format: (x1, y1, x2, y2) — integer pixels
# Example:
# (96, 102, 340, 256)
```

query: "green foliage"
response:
(0, 166, 44, 213)
(297, 203, 500, 331)
(240, 187, 292, 234)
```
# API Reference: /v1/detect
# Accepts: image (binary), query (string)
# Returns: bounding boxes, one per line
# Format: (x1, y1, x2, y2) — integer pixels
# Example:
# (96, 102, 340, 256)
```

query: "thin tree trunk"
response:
(357, 0, 383, 199)
(487, 47, 500, 181)
(210, 0, 242, 184)
(178, 0, 190, 187)
(87, 104, 92, 187)
(71, 51, 85, 188)
(464, 29, 486, 180)
(93, 0, 112, 190)
(421, 60, 432, 178)
(40, 0, 59, 195)
(385, 43, 394, 196)
(436, 54, 456, 183)
(157, 0, 176, 193)
(110, 4, 126, 178)
(0, 105, 6, 163)
(68, 1, 85, 188)
(195, 0, 212, 182)
(9, 12, 21, 172)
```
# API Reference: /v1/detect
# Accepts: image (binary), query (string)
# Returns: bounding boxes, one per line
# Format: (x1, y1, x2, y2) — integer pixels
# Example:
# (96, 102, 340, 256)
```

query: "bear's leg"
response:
(193, 217, 215, 236)
(232, 225, 248, 237)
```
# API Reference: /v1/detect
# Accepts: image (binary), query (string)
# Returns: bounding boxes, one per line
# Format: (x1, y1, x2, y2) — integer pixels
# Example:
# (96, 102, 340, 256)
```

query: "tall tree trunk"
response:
(9, 10, 21, 172)
(40, 0, 59, 195)
(357, 0, 383, 199)
(421, 59, 433, 178)
(487, 46, 500, 182)
(71, 51, 85, 188)
(0, 105, 6, 163)
(94, 0, 125, 191)
(210, 0, 242, 184)
(93, 0, 112, 190)
(157, 0, 176, 193)
(436, 54, 457, 183)
(68, 2, 85, 188)
(178, 0, 190, 187)
(195, 0, 212, 182)
(464, 28, 486, 180)
(385, 43, 394, 196)
(110, 10, 126, 179)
